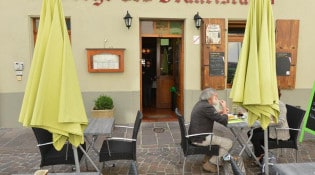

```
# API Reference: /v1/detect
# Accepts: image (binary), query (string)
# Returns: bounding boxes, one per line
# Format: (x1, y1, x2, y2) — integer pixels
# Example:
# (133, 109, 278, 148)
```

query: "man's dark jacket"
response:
(188, 100, 228, 143)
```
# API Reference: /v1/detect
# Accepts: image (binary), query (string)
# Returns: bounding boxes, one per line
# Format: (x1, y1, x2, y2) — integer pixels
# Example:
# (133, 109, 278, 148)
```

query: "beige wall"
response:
(1, 0, 314, 127)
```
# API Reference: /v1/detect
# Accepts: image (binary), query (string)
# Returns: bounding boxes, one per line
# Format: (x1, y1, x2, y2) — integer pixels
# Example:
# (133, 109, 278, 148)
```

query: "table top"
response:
(227, 118, 260, 128)
(227, 118, 277, 128)
(84, 117, 114, 136)
(273, 162, 315, 175)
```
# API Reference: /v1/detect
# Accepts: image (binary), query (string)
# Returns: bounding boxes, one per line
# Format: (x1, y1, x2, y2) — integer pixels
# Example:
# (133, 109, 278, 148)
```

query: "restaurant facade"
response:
(1, 0, 314, 127)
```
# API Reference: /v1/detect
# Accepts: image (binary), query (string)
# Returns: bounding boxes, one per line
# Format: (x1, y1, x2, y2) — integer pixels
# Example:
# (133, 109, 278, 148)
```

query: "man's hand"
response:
(220, 100, 228, 114)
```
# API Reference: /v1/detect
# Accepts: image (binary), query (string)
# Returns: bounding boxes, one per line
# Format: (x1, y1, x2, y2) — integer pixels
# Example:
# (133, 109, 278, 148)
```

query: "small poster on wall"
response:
(206, 24, 221, 44)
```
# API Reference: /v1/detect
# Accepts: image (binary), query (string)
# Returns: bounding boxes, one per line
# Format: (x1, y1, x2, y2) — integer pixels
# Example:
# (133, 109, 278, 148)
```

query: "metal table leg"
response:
(230, 127, 262, 167)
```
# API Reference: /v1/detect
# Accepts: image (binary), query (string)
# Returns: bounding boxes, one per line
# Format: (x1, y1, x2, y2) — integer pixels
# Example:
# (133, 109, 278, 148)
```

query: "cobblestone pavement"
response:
(1, 121, 315, 175)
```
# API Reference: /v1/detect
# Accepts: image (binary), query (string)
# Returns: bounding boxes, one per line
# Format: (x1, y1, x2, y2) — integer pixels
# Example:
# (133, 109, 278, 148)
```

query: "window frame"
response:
(32, 17, 71, 45)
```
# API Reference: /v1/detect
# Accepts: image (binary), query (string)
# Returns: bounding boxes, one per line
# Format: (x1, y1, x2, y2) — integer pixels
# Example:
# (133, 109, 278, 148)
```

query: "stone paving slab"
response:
(1, 122, 315, 175)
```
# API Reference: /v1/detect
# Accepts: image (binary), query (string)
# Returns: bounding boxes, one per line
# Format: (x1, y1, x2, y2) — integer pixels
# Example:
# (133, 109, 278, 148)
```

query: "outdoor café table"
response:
(83, 117, 115, 172)
(227, 116, 280, 168)
(227, 116, 261, 165)
(84, 117, 115, 155)
(273, 162, 315, 175)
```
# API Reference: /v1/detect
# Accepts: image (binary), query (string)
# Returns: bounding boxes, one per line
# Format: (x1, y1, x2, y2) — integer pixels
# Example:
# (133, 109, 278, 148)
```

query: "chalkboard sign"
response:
(300, 81, 315, 142)
(276, 52, 291, 76)
(209, 52, 224, 76)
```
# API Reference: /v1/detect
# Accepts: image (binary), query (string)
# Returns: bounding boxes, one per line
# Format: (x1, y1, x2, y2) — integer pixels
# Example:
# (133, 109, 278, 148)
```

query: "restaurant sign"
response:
(87, 0, 274, 6)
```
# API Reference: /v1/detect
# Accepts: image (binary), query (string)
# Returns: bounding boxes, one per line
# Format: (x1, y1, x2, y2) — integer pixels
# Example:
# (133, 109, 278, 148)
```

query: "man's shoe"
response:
(202, 162, 218, 173)
(203, 155, 212, 163)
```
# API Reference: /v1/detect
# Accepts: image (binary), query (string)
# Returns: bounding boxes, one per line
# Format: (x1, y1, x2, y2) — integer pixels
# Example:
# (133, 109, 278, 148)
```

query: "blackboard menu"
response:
(300, 82, 315, 142)
(276, 52, 291, 76)
(209, 52, 225, 76)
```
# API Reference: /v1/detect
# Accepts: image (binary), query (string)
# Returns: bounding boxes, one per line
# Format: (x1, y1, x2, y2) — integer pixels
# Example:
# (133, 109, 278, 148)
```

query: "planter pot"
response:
(91, 107, 114, 118)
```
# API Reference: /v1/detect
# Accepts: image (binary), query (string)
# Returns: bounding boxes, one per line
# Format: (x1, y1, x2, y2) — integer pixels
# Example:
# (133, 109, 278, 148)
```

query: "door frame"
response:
(140, 19, 184, 114)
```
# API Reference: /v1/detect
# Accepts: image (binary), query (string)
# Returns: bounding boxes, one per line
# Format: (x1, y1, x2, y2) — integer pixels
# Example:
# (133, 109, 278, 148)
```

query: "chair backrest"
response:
(32, 127, 53, 154)
(132, 110, 143, 140)
(32, 127, 85, 167)
(175, 108, 188, 152)
(285, 104, 305, 141)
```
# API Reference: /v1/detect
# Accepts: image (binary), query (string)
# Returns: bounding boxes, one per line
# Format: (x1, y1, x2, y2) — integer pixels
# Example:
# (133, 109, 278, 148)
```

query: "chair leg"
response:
(178, 148, 182, 164)
(295, 149, 298, 163)
(128, 161, 138, 175)
(100, 162, 104, 173)
(85, 157, 89, 171)
(182, 157, 186, 175)
(216, 157, 219, 175)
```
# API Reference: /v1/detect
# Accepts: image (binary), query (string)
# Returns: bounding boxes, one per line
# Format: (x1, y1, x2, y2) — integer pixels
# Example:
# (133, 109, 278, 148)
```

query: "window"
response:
(227, 20, 246, 88)
(32, 17, 71, 45)
(201, 19, 299, 90)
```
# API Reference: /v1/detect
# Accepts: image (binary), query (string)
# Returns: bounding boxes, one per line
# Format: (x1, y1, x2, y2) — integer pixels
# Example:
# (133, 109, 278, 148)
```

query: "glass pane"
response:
(173, 39, 180, 90)
(35, 18, 39, 32)
(227, 42, 242, 85)
(92, 54, 119, 69)
(155, 21, 169, 34)
(34, 18, 70, 31)
(141, 21, 154, 34)
(161, 39, 169, 46)
(160, 46, 172, 75)
(66, 18, 71, 30)
(170, 21, 182, 34)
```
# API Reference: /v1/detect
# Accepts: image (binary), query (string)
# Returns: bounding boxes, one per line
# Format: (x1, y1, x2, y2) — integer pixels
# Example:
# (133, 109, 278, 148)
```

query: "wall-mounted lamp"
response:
(124, 11, 132, 29)
(194, 12, 202, 29)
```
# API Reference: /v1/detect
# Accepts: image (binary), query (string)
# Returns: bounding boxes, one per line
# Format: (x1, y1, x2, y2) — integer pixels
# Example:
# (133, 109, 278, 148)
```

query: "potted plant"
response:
(91, 95, 114, 118)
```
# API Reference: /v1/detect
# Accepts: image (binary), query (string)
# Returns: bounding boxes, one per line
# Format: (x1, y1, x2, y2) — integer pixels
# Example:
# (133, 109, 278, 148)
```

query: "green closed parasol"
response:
(19, 0, 88, 151)
(229, 0, 279, 173)
(230, 0, 279, 129)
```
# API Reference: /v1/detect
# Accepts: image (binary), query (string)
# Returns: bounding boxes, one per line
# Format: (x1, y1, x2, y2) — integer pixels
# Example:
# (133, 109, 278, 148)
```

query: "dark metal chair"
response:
(175, 108, 220, 175)
(32, 127, 86, 168)
(99, 110, 142, 173)
(268, 104, 306, 162)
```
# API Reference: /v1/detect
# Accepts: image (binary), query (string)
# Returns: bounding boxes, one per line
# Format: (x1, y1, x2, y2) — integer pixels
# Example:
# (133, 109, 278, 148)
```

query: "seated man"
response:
(188, 88, 233, 173)
(248, 88, 290, 162)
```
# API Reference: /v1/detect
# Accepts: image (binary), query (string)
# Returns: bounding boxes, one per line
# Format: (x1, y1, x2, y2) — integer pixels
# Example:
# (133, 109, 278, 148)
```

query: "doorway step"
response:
(143, 107, 177, 122)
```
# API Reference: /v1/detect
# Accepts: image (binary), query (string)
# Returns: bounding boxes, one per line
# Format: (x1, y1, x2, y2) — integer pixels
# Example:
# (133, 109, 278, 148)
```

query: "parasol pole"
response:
(72, 145, 80, 172)
(264, 129, 269, 174)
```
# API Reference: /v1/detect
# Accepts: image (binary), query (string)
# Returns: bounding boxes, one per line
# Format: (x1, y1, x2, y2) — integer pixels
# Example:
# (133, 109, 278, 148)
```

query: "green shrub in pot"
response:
(91, 95, 114, 118)
(93, 95, 114, 110)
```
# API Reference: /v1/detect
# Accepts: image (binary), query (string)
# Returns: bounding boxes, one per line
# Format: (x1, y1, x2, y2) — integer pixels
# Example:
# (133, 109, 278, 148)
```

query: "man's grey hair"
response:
(199, 88, 217, 101)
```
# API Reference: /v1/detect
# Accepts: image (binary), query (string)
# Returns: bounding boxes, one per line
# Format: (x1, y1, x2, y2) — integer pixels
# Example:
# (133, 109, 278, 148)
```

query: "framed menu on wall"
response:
(86, 48, 125, 73)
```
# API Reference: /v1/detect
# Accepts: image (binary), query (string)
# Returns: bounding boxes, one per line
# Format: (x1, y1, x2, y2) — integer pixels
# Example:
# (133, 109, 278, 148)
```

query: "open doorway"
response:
(141, 37, 182, 122)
